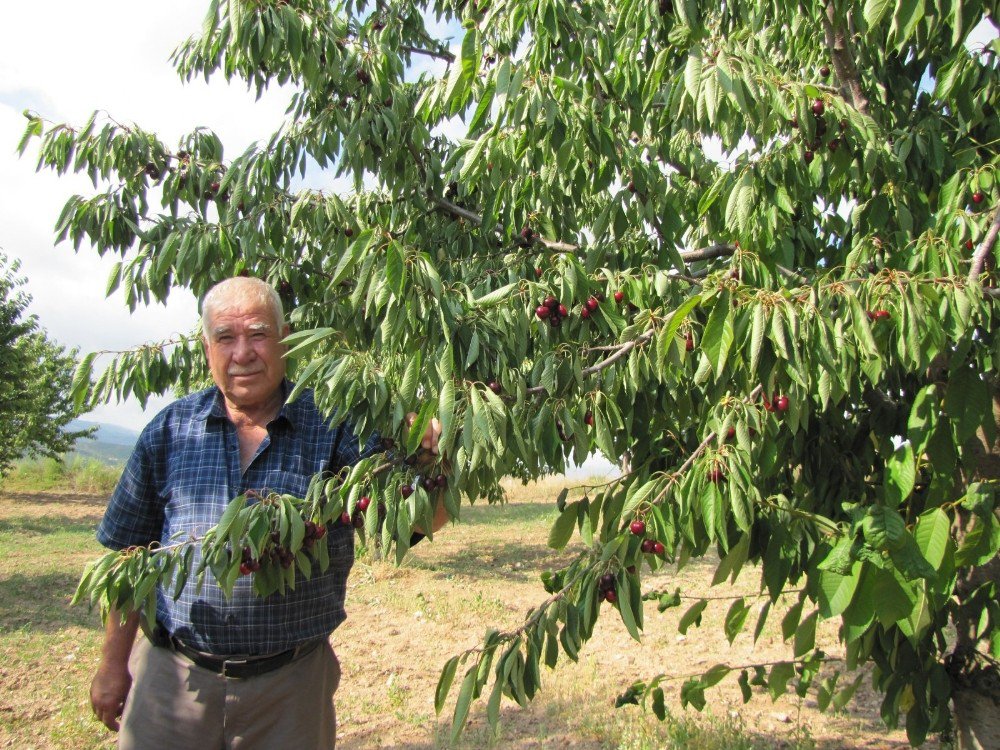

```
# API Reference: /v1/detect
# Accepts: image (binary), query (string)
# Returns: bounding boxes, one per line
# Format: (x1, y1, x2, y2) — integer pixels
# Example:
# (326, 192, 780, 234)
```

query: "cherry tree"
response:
(21, 0, 1000, 745)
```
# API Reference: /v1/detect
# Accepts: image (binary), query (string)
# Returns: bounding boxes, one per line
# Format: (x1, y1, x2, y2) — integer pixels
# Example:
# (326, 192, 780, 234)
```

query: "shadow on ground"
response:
(0, 491, 107, 507)
(0, 571, 101, 633)
(0, 515, 102, 537)
(413, 542, 571, 583)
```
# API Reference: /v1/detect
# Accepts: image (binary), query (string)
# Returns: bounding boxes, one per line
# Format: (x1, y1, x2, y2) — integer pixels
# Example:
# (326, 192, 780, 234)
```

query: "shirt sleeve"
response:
(328, 426, 385, 472)
(96, 429, 166, 550)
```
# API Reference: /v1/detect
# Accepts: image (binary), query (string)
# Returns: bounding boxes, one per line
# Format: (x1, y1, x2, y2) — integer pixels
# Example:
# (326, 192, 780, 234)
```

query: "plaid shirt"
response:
(97, 382, 381, 655)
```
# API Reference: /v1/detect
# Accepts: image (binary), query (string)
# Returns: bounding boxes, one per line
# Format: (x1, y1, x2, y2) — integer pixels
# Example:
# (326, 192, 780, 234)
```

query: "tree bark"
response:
(951, 388, 1000, 749)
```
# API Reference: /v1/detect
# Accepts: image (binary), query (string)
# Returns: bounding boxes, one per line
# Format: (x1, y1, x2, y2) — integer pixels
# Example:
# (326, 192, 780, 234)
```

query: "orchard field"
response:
(1, 476, 929, 750)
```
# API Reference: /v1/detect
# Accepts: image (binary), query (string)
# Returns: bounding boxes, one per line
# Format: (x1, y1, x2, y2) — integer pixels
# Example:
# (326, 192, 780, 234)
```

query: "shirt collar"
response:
(199, 379, 298, 432)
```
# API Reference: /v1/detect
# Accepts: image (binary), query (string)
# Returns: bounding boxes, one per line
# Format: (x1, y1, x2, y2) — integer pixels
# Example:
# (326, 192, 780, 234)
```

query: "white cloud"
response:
(1, 0, 295, 430)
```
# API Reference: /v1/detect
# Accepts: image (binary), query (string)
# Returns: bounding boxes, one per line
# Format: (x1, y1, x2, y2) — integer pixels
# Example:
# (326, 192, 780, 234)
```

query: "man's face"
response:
(202, 300, 289, 413)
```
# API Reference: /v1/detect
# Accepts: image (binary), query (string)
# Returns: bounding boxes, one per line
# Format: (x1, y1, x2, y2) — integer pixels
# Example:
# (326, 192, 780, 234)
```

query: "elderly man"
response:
(90, 276, 443, 748)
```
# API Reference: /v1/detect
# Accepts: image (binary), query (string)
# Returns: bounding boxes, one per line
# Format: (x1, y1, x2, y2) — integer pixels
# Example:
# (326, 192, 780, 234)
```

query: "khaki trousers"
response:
(118, 637, 341, 749)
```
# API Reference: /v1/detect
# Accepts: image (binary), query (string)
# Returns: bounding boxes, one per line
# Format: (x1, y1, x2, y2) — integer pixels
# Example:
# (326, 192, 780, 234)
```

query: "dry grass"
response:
(0, 479, 930, 749)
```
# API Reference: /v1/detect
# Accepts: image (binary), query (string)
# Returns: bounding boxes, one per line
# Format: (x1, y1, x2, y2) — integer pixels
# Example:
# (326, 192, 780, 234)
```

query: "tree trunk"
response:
(950, 390, 1000, 749)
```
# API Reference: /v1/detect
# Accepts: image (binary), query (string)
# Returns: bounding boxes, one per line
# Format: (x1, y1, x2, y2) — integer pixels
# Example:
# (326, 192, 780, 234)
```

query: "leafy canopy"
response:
(0, 252, 91, 478)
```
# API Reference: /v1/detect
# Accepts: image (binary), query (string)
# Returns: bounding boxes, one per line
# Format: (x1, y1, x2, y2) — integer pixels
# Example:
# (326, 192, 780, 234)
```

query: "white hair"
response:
(200, 277, 285, 336)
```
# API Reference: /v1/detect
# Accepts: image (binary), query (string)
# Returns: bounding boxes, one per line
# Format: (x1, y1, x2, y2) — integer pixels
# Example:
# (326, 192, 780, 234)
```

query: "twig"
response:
(968, 201, 1000, 283)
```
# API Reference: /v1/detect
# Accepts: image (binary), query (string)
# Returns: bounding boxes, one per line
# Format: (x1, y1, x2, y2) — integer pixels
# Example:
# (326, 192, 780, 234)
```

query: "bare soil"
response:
(0, 483, 933, 749)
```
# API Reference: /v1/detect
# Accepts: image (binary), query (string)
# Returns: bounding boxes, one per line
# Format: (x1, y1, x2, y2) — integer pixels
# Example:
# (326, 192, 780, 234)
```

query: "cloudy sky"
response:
(0, 1, 459, 431)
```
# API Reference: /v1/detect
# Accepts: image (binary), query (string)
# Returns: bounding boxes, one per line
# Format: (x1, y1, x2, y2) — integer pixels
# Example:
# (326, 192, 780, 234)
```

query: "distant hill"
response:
(65, 420, 139, 464)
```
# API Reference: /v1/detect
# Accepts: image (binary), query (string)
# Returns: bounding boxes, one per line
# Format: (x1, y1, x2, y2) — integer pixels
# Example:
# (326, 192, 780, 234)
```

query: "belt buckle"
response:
(221, 658, 250, 678)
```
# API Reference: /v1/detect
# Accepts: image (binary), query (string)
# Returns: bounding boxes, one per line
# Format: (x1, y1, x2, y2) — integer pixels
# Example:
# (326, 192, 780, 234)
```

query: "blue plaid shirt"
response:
(97, 382, 381, 655)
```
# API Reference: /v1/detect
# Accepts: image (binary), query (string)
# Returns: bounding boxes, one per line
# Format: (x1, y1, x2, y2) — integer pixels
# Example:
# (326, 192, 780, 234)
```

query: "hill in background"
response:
(65, 420, 139, 464)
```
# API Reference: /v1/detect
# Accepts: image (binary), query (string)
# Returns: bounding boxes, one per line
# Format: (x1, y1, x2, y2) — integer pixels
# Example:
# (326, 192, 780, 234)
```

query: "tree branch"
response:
(524, 329, 656, 396)
(822, 1, 871, 116)
(399, 45, 455, 63)
(968, 202, 1000, 284)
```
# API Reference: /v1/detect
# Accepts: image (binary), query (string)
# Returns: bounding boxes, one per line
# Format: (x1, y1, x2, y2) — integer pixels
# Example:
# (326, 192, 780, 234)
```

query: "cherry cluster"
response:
(792, 95, 847, 164)
(341, 496, 383, 529)
(629, 519, 665, 556)
(598, 572, 618, 604)
(535, 295, 569, 326)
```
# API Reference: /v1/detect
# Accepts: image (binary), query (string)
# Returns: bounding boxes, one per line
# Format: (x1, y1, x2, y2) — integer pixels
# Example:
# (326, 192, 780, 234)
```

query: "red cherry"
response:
(358, 495, 371, 512)
(240, 562, 253, 576)
(685, 334, 694, 352)
(804, 150, 814, 164)
(972, 191, 984, 205)
(586, 297, 599, 312)
(653, 541, 665, 555)
(584, 411, 594, 427)
(630, 520, 646, 536)
(536, 305, 550, 319)
(966, 240, 975, 250)
(580, 307, 591, 319)
(535, 267, 543, 278)
(544, 296, 558, 309)
(401, 484, 413, 498)
(812, 98, 825, 116)
(340, 511, 351, 525)
(707, 467, 724, 483)
(614, 290, 625, 303)
(774, 395, 790, 413)
(726, 427, 736, 439)
(435, 474, 447, 488)
(604, 589, 618, 604)
(827, 138, 840, 152)
(488, 380, 502, 394)
(314, 524, 327, 539)
(558, 304, 569, 317)
(641, 538, 655, 553)
(875, 309, 890, 320)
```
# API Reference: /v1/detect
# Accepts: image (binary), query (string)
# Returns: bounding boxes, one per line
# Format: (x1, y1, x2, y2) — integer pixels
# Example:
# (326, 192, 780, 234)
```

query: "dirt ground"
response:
(0, 485, 933, 749)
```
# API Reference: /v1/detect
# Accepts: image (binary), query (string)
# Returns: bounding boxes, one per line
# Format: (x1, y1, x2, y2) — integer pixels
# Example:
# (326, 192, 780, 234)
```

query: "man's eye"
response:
(217, 335, 233, 343)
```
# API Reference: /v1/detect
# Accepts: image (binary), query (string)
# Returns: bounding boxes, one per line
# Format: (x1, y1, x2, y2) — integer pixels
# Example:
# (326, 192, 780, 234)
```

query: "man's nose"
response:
(232, 335, 257, 361)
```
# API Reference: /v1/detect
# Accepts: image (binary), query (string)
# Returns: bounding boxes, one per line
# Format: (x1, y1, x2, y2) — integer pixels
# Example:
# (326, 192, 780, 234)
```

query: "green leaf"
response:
(406, 400, 437, 456)
(817, 564, 861, 618)
(884, 443, 915, 507)
(385, 242, 406, 297)
(548, 501, 580, 550)
(679, 599, 708, 634)
(864, 0, 894, 27)
(794, 610, 817, 657)
(767, 662, 795, 701)
(914, 508, 950, 571)
(471, 282, 518, 308)
(702, 663, 731, 688)
(702, 291, 734, 379)
(450, 666, 477, 742)
(724, 598, 750, 644)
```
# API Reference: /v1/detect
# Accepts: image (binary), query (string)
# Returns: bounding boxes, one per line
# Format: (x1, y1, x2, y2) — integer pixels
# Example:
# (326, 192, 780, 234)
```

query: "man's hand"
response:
(91, 607, 139, 732)
(406, 412, 441, 455)
(91, 661, 132, 731)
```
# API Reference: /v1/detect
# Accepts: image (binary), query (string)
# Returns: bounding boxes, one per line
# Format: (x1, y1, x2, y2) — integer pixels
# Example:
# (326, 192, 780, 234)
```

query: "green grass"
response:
(1, 457, 121, 495)
(0, 480, 903, 749)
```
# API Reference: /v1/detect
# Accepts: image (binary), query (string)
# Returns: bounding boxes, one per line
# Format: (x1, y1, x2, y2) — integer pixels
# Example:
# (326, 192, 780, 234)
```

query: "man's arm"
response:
(90, 608, 140, 731)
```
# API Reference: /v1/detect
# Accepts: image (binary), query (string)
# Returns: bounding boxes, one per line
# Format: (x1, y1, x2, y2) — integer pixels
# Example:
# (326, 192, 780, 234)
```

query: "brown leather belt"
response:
(149, 626, 321, 679)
